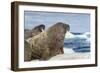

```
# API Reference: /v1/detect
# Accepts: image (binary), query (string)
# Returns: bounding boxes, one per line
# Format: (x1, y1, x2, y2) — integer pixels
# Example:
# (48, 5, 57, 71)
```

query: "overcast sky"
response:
(24, 11, 90, 33)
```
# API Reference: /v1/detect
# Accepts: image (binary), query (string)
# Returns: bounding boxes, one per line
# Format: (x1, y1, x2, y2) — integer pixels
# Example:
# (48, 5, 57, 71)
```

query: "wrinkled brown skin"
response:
(29, 22, 70, 60)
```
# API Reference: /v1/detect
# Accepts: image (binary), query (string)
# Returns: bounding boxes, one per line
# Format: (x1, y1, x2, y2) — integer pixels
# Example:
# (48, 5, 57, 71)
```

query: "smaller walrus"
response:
(26, 22, 70, 60)
(24, 24, 45, 61)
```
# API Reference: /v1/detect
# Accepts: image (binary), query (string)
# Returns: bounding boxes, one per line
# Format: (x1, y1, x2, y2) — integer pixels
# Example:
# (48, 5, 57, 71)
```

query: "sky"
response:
(24, 11, 90, 33)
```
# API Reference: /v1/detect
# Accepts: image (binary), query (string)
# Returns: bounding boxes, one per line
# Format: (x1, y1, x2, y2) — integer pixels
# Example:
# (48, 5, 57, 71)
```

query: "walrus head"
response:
(32, 24, 45, 36)
(33, 24, 45, 31)
(24, 24, 45, 39)
(47, 22, 70, 39)
(47, 22, 70, 56)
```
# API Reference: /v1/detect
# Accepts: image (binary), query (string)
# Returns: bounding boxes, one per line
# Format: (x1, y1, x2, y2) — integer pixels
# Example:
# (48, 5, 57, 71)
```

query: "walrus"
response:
(24, 24, 45, 61)
(26, 22, 70, 60)
(24, 24, 45, 39)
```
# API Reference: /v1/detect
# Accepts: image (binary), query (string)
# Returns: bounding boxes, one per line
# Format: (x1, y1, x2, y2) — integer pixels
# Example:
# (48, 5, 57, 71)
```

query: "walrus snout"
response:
(64, 24, 70, 31)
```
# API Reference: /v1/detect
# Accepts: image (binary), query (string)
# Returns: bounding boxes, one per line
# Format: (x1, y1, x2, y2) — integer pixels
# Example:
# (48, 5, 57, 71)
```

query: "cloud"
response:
(24, 11, 90, 33)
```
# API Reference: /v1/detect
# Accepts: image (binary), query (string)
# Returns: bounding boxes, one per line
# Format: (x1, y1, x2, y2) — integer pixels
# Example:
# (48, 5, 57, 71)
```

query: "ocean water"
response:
(64, 32, 90, 53)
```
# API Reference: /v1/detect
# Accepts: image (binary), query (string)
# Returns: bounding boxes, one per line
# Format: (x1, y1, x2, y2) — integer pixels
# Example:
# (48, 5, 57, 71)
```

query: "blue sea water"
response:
(64, 32, 90, 53)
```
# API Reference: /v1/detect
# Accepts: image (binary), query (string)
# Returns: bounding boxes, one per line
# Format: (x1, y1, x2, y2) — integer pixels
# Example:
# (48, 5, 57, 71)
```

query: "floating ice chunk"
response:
(65, 32, 90, 39)
(75, 34, 87, 39)
(64, 47, 75, 54)
(83, 32, 90, 38)
(64, 32, 90, 52)
(65, 32, 75, 39)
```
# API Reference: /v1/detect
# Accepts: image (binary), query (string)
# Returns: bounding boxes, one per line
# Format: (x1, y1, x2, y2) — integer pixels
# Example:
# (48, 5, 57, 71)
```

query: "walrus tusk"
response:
(41, 28, 44, 32)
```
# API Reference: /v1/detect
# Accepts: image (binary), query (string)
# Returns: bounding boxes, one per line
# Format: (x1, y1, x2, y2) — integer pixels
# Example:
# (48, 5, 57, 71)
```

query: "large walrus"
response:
(26, 22, 70, 61)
